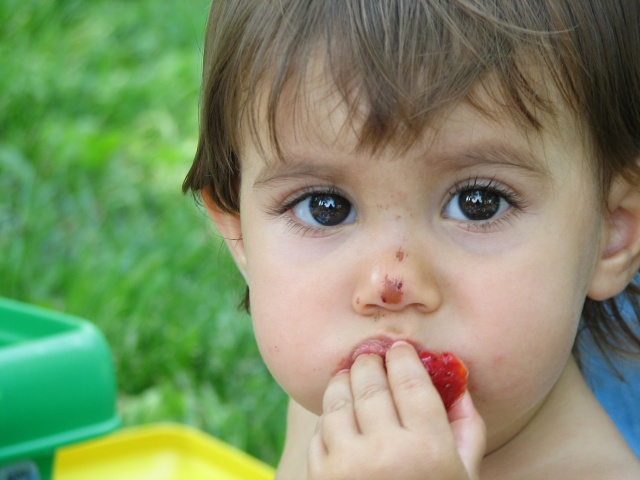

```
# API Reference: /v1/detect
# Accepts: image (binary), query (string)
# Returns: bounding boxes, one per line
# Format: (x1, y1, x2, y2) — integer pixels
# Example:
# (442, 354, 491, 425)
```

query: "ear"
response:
(200, 188, 248, 281)
(588, 175, 640, 301)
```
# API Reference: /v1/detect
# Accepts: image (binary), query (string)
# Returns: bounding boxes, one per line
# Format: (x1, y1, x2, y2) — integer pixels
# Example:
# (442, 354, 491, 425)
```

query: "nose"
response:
(352, 244, 442, 316)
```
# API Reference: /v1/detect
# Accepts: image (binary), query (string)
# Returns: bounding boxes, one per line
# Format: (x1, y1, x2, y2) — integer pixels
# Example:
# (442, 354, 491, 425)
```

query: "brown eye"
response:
(292, 192, 356, 227)
(443, 186, 511, 222)
(458, 189, 501, 220)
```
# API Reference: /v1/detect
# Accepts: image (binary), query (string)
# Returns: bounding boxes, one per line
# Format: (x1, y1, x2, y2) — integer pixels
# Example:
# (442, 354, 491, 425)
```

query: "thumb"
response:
(447, 390, 486, 480)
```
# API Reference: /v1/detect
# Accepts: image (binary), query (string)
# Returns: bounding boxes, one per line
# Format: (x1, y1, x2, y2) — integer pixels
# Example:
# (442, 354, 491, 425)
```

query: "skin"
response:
(205, 73, 640, 478)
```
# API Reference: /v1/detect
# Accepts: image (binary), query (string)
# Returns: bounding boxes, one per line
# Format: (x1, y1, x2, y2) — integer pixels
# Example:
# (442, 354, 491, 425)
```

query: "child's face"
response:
(223, 80, 607, 449)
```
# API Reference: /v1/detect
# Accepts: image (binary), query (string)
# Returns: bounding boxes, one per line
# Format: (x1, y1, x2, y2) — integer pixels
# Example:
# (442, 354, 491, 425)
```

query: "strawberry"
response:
(418, 351, 468, 411)
(345, 340, 468, 411)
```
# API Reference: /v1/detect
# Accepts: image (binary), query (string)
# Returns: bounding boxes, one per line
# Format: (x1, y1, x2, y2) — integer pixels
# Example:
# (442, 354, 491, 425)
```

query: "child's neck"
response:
(276, 396, 318, 479)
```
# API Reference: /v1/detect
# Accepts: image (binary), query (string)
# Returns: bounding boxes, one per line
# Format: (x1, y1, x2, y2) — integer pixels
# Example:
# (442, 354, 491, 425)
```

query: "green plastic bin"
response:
(0, 297, 120, 480)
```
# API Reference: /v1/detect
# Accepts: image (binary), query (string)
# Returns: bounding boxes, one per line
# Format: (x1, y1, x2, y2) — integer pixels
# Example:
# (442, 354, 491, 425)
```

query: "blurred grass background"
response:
(0, 0, 287, 466)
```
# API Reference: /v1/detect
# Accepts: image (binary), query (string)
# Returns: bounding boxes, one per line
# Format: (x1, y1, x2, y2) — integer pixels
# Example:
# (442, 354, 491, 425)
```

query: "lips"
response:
(338, 336, 422, 371)
(337, 336, 468, 411)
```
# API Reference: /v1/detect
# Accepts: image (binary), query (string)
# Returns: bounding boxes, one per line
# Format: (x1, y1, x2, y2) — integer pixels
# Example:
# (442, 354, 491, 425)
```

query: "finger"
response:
(447, 390, 487, 479)
(350, 353, 400, 433)
(319, 370, 359, 449)
(386, 341, 450, 430)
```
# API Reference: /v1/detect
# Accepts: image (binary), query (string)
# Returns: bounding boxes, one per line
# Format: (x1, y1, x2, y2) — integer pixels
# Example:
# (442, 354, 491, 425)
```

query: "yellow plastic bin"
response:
(54, 423, 275, 480)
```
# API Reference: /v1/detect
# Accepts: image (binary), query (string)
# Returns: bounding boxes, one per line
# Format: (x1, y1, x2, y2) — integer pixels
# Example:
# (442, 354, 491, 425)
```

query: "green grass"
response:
(0, 0, 287, 466)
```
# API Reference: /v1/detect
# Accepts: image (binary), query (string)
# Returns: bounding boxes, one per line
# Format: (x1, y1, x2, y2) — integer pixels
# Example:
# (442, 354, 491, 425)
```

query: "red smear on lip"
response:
(381, 275, 403, 304)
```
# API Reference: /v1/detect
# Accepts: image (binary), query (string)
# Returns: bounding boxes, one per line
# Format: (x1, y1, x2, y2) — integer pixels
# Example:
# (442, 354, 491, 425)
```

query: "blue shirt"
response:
(584, 349, 640, 458)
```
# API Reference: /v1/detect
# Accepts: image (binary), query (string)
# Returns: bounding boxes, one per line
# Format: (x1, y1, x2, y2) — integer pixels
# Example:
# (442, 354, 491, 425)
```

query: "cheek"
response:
(246, 249, 351, 414)
(250, 301, 340, 414)
(460, 228, 598, 430)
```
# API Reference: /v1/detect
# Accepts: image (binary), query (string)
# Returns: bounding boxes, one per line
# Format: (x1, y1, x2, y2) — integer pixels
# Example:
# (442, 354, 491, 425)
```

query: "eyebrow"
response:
(253, 141, 550, 189)
(253, 160, 346, 189)
(434, 142, 550, 177)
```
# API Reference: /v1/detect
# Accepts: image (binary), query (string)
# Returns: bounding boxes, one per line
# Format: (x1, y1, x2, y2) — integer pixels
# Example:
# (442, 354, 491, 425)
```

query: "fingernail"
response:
(335, 368, 350, 376)
(390, 340, 410, 349)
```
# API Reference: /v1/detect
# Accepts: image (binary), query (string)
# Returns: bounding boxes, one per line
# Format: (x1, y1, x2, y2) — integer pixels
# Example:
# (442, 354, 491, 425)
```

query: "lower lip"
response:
(336, 336, 421, 372)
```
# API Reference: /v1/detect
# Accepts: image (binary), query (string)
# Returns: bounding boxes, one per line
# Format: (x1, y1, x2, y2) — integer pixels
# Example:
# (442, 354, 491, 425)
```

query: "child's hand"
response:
(307, 341, 486, 480)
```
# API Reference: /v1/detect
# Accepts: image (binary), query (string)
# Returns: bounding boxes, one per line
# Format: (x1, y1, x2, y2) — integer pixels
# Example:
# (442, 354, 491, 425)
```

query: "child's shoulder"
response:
(487, 363, 640, 479)
(550, 386, 640, 479)
(546, 451, 640, 480)
(500, 439, 640, 480)
(530, 414, 640, 479)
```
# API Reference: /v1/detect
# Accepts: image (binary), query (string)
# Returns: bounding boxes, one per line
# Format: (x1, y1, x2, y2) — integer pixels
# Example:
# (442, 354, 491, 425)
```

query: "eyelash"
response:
(268, 186, 349, 237)
(444, 177, 526, 231)
(268, 178, 526, 235)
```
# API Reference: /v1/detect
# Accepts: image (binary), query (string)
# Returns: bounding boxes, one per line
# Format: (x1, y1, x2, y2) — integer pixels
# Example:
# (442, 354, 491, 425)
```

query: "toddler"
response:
(184, 1, 640, 478)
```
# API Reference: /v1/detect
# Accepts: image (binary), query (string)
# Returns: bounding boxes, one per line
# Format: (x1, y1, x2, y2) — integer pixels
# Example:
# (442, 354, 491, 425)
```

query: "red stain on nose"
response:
(381, 275, 403, 304)
(395, 249, 405, 262)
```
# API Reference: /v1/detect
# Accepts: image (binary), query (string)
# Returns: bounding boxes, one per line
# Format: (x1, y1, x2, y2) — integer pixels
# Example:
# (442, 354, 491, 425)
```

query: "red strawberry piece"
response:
(418, 351, 468, 411)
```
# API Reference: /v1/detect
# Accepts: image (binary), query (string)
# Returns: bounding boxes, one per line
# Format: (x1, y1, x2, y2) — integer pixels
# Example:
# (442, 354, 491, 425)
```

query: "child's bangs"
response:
(241, 1, 574, 159)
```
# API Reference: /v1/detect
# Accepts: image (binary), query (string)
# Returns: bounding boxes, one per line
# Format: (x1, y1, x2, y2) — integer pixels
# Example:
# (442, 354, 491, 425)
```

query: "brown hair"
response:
(183, 0, 640, 369)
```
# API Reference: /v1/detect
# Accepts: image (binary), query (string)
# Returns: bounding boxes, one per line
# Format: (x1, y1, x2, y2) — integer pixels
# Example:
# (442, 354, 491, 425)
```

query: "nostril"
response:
(380, 275, 403, 304)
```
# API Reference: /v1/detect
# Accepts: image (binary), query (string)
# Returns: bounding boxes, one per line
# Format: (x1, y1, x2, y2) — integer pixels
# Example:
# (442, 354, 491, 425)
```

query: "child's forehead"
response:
(241, 60, 582, 174)
(231, 0, 586, 165)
